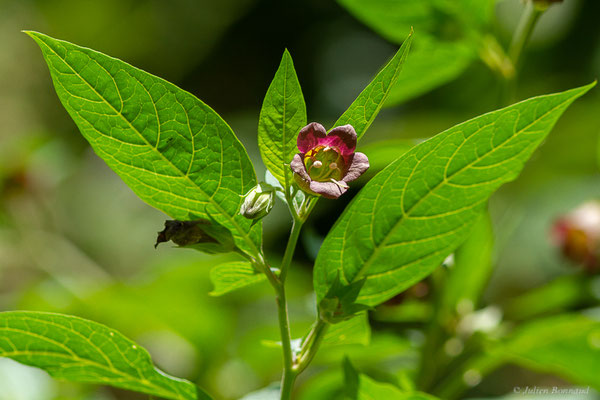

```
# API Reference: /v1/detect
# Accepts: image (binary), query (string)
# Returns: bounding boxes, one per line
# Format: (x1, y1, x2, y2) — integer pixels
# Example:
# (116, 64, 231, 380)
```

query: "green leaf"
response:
(333, 30, 413, 139)
(343, 358, 437, 400)
(209, 261, 266, 296)
(493, 314, 600, 390)
(337, 0, 431, 44)
(434, 0, 496, 28)
(322, 313, 371, 347)
(440, 210, 494, 313)
(337, 0, 494, 106)
(0, 311, 210, 400)
(384, 38, 474, 107)
(337, 0, 494, 44)
(314, 83, 595, 308)
(258, 49, 307, 190)
(26, 31, 261, 259)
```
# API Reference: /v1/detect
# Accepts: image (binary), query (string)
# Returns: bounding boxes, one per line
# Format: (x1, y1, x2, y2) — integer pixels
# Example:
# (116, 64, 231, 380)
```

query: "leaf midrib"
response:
(348, 95, 573, 287)
(34, 34, 259, 259)
(282, 53, 291, 192)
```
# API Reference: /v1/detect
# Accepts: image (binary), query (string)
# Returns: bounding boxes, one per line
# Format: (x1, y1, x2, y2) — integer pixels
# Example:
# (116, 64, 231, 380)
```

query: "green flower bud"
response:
(240, 182, 276, 220)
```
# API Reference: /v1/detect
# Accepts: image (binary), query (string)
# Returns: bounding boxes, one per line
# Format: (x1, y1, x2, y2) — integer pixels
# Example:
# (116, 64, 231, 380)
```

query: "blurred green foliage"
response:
(2, 0, 600, 399)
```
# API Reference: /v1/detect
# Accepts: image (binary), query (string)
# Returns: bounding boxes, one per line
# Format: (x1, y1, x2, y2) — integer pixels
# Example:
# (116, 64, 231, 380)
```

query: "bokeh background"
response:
(1, 0, 600, 399)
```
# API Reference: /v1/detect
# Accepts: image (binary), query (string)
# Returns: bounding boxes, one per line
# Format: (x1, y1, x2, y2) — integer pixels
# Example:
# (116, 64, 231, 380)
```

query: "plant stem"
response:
(504, 0, 545, 104)
(508, 1, 543, 67)
(277, 284, 297, 400)
(280, 218, 302, 283)
(269, 191, 318, 399)
(276, 204, 313, 399)
(256, 253, 280, 289)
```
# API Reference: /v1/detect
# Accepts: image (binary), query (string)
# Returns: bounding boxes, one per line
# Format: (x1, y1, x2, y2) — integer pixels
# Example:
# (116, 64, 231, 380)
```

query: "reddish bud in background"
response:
(552, 201, 600, 273)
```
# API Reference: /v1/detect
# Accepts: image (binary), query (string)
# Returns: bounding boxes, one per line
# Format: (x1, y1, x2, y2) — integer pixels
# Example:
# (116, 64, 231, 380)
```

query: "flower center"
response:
(303, 145, 345, 182)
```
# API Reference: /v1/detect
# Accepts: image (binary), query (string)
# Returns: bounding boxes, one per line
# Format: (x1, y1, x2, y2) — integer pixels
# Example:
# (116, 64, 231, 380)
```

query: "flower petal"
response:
(309, 180, 348, 199)
(343, 152, 370, 183)
(297, 122, 327, 153)
(323, 125, 357, 156)
(290, 153, 310, 181)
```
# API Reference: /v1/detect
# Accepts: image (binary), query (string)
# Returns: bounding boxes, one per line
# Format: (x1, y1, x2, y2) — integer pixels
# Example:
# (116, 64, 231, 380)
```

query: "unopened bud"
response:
(240, 182, 275, 220)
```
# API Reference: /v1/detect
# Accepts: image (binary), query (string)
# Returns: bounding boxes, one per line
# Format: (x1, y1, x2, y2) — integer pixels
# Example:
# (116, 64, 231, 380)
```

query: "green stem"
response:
(276, 195, 317, 399)
(504, 0, 544, 104)
(277, 285, 297, 400)
(268, 189, 319, 399)
(277, 220, 303, 399)
(508, 1, 543, 67)
(256, 253, 280, 290)
(280, 219, 303, 283)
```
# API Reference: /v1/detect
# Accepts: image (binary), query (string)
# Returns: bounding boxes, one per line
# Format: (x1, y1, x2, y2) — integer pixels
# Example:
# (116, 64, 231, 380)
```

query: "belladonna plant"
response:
(3, 26, 596, 400)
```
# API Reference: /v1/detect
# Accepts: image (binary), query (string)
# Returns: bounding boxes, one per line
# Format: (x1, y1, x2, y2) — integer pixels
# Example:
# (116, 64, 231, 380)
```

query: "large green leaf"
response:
(333, 31, 413, 139)
(314, 83, 595, 308)
(258, 49, 306, 190)
(27, 31, 261, 259)
(493, 314, 600, 390)
(0, 311, 210, 400)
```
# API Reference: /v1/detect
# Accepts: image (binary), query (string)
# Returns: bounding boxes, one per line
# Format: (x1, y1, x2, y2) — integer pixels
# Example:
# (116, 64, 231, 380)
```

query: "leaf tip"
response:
(22, 30, 47, 47)
(405, 27, 414, 44)
(22, 30, 37, 39)
(572, 80, 597, 98)
(282, 48, 293, 63)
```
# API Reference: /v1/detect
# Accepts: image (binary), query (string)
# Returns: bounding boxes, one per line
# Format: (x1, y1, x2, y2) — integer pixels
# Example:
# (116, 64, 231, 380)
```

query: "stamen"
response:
(329, 162, 337, 170)
(330, 178, 349, 189)
(313, 161, 322, 168)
